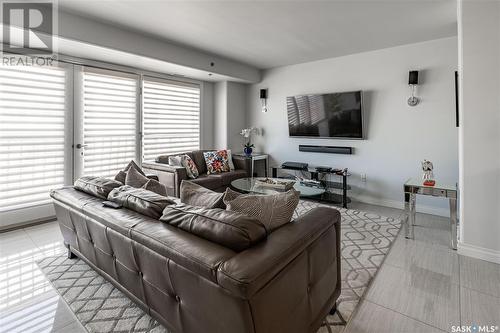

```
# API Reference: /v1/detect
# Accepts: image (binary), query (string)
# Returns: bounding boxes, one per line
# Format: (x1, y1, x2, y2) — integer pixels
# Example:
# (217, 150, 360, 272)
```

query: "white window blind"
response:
(142, 78, 200, 162)
(82, 69, 138, 178)
(0, 65, 68, 211)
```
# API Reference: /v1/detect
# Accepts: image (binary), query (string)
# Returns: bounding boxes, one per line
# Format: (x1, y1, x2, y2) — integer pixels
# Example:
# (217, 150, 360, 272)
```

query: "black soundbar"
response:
(299, 145, 353, 155)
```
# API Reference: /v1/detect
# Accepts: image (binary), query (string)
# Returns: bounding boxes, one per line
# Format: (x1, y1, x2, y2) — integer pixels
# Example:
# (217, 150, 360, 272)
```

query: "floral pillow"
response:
(203, 150, 230, 174)
(181, 155, 199, 179)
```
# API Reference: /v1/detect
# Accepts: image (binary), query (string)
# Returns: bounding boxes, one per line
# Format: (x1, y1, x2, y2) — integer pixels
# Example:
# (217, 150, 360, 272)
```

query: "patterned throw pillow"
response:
(203, 150, 230, 174)
(181, 155, 199, 179)
(223, 187, 300, 234)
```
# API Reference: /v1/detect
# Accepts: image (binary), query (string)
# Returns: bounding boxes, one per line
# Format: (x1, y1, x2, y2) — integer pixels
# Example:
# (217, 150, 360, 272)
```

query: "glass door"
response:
(73, 66, 140, 179)
(0, 62, 73, 226)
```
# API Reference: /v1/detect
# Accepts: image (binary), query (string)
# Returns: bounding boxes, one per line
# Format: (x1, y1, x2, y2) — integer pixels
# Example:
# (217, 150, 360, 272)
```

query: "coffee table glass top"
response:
(231, 177, 325, 197)
(404, 178, 457, 192)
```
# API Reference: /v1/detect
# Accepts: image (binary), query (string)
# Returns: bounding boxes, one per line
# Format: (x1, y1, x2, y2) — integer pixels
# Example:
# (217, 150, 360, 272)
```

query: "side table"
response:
(232, 152, 269, 177)
(404, 178, 458, 250)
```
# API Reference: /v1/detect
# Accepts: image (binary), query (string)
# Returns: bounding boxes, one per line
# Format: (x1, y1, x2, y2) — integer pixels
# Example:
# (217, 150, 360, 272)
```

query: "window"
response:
(142, 77, 200, 162)
(0, 65, 69, 211)
(80, 69, 139, 178)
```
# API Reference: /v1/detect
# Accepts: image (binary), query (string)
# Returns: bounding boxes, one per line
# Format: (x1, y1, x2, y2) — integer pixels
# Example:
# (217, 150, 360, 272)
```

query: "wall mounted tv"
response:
(286, 90, 363, 139)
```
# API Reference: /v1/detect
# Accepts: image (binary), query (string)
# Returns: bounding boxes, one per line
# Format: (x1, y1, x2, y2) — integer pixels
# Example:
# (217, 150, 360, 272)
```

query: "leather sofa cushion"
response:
(180, 180, 225, 209)
(189, 175, 222, 190)
(208, 169, 247, 186)
(74, 176, 122, 199)
(108, 185, 176, 219)
(191, 150, 207, 175)
(160, 204, 267, 252)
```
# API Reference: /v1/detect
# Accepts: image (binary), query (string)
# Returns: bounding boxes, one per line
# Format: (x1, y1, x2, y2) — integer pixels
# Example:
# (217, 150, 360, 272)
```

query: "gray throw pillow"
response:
(223, 187, 300, 234)
(108, 185, 176, 219)
(74, 176, 122, 199)
(125, 166, 149, 188)
(180, 180, 225, 209)
(142, 179, 167, 196)
(168, 155, 183, 166)
(115, 160, 144, 184)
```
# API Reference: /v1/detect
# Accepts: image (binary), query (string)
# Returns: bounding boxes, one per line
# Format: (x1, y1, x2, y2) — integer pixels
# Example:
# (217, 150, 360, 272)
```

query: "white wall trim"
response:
(0, 203, 56, 230)
(458, 242, 500, 264)
(353, 194, 450, 217)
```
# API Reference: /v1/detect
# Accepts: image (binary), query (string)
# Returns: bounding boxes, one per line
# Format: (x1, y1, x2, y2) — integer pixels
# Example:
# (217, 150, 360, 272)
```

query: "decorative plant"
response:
(240, 127, 259, 155)
(244, 142, 255, 149)
(240, 127, 258, 146)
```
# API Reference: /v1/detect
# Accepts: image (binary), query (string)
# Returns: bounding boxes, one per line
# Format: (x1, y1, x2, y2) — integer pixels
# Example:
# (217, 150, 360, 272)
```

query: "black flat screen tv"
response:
(286, 90, 363, 139)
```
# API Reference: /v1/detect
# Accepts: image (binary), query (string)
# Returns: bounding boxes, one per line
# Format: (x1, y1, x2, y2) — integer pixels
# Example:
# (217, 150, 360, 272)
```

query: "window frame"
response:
(141, 75, 202, 162)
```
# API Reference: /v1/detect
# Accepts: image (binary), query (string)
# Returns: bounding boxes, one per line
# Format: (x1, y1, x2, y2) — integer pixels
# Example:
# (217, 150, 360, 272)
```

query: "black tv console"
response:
(271, 165, 351, 208)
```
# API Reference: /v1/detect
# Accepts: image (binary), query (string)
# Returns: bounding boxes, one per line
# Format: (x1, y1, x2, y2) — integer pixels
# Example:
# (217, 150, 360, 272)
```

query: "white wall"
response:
(201, 82, 215, 149)
(214, 82, 228, 149)
(213, 81, 248, 151)
(246, 37, 459, 215)
(458, 1, 500, 263)
(226, 82, 247, 151)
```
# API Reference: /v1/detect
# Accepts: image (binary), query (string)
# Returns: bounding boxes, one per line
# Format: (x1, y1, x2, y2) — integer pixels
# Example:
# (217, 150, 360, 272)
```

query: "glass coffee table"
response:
(231, 177, 325, 197)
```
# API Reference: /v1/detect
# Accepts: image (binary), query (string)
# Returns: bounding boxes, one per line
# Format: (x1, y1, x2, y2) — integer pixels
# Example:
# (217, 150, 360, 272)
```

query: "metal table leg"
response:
(404, 192, 415, 239)
(449, 198, 457, 250)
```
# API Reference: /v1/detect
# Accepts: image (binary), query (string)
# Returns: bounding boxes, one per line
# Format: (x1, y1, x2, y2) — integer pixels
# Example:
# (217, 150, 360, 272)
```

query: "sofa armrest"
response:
(142, 161, 188, 197)
(217, 207, 341, 299)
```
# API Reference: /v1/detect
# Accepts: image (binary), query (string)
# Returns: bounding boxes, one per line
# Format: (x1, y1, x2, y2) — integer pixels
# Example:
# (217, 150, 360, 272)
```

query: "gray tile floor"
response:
(0, 202, 498, 333)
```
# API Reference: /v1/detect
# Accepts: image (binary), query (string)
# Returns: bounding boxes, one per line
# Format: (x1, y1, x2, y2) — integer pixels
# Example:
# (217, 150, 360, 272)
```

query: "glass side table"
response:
(232, 152, 269, 177)
(404, 178, 458, 250)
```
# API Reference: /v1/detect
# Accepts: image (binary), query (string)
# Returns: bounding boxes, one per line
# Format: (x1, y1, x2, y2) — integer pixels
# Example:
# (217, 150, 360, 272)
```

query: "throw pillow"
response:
(125, 166, 149, 188)
(227, 149, 235, 171)
(203, 150, 230, 174)
(168, 155, 183, 166)
(142, 179, 167, 196)
(74, 176, 122, 199)
(180, 180, 225, 209)
(223, 187, 300, 233)
(115, 160, 144, 184)
(108, 185, 176, 219)
(181, 154, 199, 179)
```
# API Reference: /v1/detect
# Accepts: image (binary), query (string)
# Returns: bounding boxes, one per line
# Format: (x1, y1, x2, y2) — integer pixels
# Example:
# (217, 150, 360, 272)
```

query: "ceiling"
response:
(58, 0, 457, 69)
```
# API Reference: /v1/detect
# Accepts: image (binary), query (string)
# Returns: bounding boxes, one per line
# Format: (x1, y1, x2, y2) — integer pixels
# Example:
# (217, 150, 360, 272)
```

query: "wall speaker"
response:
(299, 145, 353, 154)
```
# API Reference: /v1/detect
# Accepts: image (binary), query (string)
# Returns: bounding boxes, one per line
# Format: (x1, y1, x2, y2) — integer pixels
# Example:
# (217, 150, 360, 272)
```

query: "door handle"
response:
(75, 143, 88, 149)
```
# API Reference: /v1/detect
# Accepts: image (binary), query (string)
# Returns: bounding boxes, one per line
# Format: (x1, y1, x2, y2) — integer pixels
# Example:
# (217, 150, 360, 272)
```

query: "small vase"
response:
(244, 146, 253, 156)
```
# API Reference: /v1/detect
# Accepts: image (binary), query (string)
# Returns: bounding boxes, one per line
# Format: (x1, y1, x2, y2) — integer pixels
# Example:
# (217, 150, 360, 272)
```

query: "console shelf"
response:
(271, 165, 351, 208)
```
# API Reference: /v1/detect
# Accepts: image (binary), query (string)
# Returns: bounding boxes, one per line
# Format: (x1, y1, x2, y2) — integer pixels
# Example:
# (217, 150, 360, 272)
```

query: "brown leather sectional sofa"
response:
(51, 186, 341, 333)
(142, 150, 248, 197)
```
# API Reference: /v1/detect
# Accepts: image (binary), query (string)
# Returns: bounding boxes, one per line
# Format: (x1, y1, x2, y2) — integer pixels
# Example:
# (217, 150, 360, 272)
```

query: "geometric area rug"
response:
(37, 200, 402, 333)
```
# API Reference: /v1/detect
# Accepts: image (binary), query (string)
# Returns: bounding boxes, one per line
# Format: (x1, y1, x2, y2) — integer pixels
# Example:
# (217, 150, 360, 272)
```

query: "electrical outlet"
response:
(361, 173, 367, 182)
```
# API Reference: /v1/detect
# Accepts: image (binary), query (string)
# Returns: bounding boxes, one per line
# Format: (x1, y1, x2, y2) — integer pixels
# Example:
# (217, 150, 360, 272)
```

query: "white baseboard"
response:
(457, 242, 500, 264)
(352, 195, 450, 217)
(0, 203, 55, 230)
